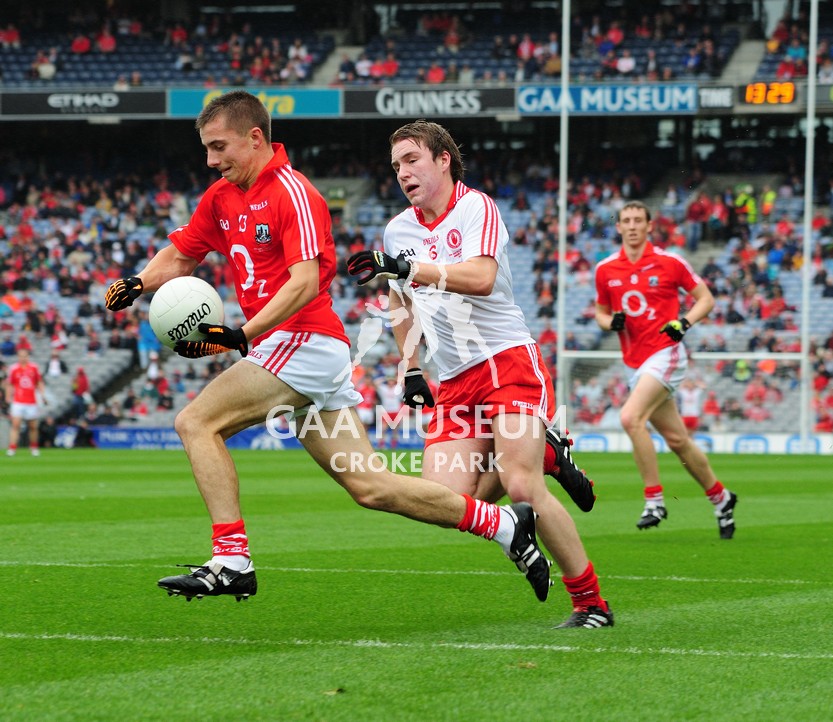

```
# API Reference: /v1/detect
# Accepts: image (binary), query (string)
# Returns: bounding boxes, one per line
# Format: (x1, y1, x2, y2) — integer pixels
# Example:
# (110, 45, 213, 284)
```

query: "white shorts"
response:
(628, 344, 688, 394)
(245, 330, 362, 417)
(11, 402, 41, 421)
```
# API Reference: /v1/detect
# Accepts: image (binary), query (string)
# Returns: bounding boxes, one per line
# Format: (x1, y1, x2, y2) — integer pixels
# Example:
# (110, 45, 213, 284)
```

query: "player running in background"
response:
(595, 201, 737, 539)
(5, 347, 46, 457)
(348, 120, 611, 628)
(103, 91, 551, 604)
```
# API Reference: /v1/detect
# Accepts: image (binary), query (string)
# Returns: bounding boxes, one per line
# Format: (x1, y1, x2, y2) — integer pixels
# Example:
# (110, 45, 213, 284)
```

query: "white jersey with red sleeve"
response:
(168, 143, 348, 346)
(595, 242, 702, 368)
(9, 362, 42, 404)
(385, 181, 534, 381)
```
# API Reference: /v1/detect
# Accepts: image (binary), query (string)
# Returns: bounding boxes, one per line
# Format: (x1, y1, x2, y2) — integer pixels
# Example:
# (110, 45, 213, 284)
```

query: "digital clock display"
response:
(741, 82, 797, 105)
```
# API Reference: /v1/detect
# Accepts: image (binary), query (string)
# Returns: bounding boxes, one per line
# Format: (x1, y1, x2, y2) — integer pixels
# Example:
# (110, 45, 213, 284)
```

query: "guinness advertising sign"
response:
(0, 90, 166, 118)
(344, 87, 516, 117)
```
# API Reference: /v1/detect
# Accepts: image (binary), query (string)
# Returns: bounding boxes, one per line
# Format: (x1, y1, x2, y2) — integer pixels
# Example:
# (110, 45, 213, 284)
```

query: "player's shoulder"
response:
(654, 247, 697, 272)
(595, 249, 621, 270)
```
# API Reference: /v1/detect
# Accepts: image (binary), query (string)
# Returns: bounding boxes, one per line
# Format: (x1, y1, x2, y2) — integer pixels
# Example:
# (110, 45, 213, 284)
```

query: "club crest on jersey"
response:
(446, 229, 462, 250)
(254, 224, 272, 245)
(649, 276, 659, 286)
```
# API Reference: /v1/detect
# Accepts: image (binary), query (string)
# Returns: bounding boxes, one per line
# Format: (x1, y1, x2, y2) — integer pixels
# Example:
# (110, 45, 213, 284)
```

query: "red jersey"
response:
(8, 362, 42, 404)
(595, 242, 701, 368)
(169, 143, 347, 345)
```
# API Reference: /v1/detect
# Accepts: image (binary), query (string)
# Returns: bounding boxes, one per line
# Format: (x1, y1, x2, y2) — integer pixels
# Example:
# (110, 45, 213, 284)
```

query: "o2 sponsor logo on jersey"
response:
(446, 229, 462, 257)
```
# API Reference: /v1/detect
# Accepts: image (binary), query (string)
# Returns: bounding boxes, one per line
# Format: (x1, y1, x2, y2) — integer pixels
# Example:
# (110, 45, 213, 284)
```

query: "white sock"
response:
(211, 555, 251, 572)
(492, 507, 516, 552)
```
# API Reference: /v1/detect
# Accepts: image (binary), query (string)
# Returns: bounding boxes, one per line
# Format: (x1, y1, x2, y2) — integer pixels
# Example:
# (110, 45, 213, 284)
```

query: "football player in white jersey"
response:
(348, 120, 612, 628)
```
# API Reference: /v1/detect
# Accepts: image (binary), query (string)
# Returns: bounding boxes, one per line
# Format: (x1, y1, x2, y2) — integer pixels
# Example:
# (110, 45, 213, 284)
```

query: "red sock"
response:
(562, 561, 607, 611)
(543, 443, 557, 474)
(644, 485, 664, 503)
(456, 494, 499, 540)
(212, 519, 250, 558)
(705, 481, 727, 505)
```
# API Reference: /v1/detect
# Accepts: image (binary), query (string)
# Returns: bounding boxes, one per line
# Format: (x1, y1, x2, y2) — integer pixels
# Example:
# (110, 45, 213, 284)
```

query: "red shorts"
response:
(425, 343, 554, 446)
(682, 415, 699, 431)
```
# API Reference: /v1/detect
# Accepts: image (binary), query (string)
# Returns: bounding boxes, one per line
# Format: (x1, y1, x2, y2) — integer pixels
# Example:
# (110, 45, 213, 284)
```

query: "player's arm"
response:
(136, 243, 200, 293)
(105, 243, 199, 311)
(349, 252, 498, 296)
(680, 281, 715, 326)
(595, 303, 624, 332)
(389, 287, 419, 365)
(238, 258, 319, 341)
(659, 281, 715, 342)
(388, 287, 434, 408)
(408, 255, 498, 295)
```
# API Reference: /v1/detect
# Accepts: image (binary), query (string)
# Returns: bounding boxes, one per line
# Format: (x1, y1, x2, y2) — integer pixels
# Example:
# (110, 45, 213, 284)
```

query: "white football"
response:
(148, 276, 224, 349)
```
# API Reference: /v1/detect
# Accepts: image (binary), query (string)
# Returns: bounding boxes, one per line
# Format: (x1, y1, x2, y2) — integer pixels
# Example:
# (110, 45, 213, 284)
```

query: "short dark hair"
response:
(617, 200, 652, 221)
(389, 119, 465, 182)
(195, 90, 271, 143)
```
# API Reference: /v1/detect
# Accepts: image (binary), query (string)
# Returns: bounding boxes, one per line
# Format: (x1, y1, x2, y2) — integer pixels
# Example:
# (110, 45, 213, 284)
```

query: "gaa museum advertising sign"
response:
(518, 83, 698, 115)
(344, 86, 516, 117)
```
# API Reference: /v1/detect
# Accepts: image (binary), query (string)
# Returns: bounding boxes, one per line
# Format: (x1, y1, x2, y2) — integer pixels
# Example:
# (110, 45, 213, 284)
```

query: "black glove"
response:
(347, 250, 412, 286)
(105, 276, 143, 310)
(403, 368, 435, 408)
(659, 317, 691, 342)
(609, 311, 626, 332)
(174, 323, 248, 359)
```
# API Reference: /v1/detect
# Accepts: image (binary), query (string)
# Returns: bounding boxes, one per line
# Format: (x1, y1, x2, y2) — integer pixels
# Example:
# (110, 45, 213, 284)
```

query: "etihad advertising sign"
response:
(0, 90, 166, 117)
(344, 87, 516, 117)
(518, 83, 698, 115)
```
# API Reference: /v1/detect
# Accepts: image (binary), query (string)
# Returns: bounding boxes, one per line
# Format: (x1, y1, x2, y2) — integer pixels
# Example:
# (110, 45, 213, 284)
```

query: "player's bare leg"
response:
(302, 412, 552, 600)
(650, 394, 737, 539)
(159, 360, 307, 601)
(7, 416, 21, 455)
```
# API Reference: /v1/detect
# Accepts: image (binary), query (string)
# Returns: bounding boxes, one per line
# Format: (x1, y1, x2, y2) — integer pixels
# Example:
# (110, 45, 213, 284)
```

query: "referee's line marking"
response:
(0, 560, 824, 586)
(1, 631, 831, 662)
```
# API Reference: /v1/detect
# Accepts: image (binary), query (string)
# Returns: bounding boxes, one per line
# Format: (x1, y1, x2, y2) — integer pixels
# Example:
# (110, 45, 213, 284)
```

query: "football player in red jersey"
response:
(104, 91, 551, 603)
(595, 201, 737, 539)
(5, 347, 46, 457)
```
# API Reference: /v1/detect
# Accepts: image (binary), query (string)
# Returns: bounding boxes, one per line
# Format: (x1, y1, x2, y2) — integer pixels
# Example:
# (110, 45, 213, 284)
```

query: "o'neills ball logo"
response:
(446, 229, 462, 250)
(166, 302, 213, 342)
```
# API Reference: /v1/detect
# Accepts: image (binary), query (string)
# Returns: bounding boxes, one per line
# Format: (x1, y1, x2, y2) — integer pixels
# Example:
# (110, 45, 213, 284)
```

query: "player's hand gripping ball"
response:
(148, 276, 225, 350)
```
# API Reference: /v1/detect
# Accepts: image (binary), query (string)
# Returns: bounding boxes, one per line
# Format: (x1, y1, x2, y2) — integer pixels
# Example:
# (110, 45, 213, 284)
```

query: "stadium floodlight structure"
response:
(554, 0, 821, 451)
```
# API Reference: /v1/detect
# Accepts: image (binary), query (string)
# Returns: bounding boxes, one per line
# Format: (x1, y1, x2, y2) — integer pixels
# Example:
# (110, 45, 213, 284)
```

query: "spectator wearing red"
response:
(426, 61, 446, 83)
(169, 23, 188, 47)
(96, 28, 117, 53)
(69, 33, 93, 55)
(1, 23, 22, 50)
(381, 52, 400, 79)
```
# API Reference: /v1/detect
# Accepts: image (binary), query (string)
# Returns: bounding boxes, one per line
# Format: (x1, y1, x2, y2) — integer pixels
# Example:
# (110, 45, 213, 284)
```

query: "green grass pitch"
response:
(1, 449, 831, 721)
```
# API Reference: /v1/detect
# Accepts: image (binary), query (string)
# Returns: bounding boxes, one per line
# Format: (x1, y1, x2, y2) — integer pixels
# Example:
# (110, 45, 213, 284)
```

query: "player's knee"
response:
(174, 405, 203, 441)
(665, 431, 689, 454)
(619, 407, 640, 434)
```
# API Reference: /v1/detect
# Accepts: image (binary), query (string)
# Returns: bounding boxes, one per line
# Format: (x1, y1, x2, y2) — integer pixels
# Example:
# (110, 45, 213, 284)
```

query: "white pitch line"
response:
(0, 559, 824, 587)
(0, 560, 824, 587)
(1, 631, 831, 662)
